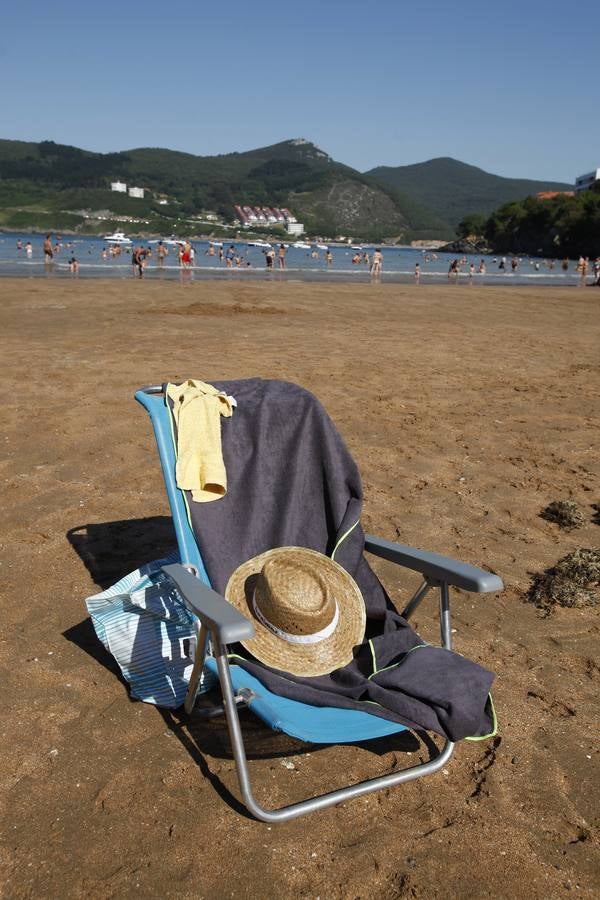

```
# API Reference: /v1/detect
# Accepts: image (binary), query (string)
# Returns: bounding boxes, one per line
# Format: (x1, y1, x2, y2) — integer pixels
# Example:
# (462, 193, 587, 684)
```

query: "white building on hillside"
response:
(287, 222, 305, 235)
(111, 181, 127, 193)
(575, 169, 600, 192)
(128, 186, 145, 199)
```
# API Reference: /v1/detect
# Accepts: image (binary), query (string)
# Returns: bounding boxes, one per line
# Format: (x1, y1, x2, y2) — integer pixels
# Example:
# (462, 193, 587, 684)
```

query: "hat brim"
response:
(225, 547, 366, 678)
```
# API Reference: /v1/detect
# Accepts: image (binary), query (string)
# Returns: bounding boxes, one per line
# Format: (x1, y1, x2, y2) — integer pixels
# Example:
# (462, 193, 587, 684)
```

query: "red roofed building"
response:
(536, 191, 575, 200)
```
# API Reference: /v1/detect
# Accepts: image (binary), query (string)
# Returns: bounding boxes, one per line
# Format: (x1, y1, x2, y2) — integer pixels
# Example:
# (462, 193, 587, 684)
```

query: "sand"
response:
(0, 277, 598, 898)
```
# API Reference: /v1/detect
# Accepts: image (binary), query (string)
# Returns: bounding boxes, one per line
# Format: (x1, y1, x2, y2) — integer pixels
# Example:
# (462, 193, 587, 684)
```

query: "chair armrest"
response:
(364, 535, 503, 593)
(162, 563, 256, 644)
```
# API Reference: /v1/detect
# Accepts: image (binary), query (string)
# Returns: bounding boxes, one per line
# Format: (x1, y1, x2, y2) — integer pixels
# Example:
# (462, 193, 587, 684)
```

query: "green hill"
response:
(364, 157, 573, 229)
(0, 138, 451, 241)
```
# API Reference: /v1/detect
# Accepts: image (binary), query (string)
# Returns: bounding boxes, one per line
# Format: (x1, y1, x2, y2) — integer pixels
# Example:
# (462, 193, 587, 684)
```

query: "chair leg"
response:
(184, 623, 208, 715)
(213, 642, 455, 824)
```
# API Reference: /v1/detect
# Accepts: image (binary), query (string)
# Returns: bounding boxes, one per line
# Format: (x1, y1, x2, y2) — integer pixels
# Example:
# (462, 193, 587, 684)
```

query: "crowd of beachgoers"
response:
(4, 233, 600, 286)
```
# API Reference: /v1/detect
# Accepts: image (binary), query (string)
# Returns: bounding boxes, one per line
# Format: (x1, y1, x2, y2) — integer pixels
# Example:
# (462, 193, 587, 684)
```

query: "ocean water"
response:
(0, 232, 587, 285)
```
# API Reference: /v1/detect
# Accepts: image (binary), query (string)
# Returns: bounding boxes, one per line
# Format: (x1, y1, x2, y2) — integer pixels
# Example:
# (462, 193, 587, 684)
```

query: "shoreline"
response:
(0, 265, 595, 287)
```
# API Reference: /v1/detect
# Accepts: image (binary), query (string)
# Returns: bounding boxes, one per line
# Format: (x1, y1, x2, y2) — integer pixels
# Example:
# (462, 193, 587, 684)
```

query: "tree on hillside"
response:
(457, 213, 487, 239)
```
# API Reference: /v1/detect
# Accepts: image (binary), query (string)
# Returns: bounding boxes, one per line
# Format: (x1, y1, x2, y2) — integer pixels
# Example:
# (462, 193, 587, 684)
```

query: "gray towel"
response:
(180, 379, 495, 741)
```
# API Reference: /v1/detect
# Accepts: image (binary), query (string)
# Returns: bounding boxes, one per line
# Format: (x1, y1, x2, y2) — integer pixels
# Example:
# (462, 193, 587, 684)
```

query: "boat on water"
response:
(148, 238, 186, 246)
(247, 240, 273, 248)
(351, 245, 363, 251)
(293, 242, 311, 250)
(103, 231, 132, 244)
(316, 243, 328, 250)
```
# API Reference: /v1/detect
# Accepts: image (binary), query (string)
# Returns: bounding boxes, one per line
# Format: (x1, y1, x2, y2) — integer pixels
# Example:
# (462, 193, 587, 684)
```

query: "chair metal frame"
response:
(135, 384, 503, 822)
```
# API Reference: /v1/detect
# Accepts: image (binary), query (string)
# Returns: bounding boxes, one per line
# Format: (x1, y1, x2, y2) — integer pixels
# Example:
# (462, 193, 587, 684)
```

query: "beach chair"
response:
(135, 384, 502, 822)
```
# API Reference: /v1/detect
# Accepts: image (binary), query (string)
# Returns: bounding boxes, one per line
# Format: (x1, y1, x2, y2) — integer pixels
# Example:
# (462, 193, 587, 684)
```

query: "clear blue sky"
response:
(1, 0, 598, 183)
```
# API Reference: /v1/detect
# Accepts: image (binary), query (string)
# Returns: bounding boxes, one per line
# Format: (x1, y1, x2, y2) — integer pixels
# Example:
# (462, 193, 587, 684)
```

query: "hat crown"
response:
(256, 558, 335, 636)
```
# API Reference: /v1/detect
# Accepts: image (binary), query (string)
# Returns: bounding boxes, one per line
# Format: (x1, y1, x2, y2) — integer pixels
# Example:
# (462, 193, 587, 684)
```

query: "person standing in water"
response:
(43, 234, 53, 264)
(370, 248, 382, 277)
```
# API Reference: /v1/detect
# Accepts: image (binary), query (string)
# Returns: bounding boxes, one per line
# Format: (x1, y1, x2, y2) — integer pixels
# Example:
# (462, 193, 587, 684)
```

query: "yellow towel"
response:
(166, 379, 233, 503)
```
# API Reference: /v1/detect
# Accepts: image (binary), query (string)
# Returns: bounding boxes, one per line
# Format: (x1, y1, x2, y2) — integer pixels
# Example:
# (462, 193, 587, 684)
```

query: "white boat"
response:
(247, 240, 273, 248)
(316, 243, 328, 250)
(103, 231, 132, 244)
(351, 245, 363, 251)
(148, 238, 186, 246)
(294, 242, 311, 250)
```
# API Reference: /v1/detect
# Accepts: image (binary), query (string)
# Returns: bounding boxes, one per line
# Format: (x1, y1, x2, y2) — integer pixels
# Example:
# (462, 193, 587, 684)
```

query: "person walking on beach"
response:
(278, 243, 287, 270)
(414, 262, 421, 282)
(370, 248, 382, 277)
(43, 234, 53, 264)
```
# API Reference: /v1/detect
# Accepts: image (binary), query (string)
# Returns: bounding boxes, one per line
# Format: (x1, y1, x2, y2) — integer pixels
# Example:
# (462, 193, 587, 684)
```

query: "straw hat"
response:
(225, 547, 366, 677)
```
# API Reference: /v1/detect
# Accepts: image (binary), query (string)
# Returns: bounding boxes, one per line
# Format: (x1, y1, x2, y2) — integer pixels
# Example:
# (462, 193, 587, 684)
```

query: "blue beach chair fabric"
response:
(134, 382, 503, 822)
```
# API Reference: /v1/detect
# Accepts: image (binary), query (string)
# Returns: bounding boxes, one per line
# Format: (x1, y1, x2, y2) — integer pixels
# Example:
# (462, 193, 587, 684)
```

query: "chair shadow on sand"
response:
(64, 516, 434, 815)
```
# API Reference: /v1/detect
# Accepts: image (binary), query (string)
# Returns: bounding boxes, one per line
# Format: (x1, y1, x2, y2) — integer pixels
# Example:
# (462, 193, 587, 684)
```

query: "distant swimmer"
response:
(16, 239, 22, 250)
(68, 256, 79, 274)
(43, 234, 53, 264)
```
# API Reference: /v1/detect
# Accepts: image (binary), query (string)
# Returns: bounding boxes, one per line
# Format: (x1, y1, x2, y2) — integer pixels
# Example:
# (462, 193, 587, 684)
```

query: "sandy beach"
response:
(1, 277, 598, 898)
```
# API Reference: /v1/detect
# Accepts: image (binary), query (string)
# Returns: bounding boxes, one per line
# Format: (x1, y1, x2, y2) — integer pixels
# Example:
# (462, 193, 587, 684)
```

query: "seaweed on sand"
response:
(527, 548, 600, 615)
(540, 500, 585, 531)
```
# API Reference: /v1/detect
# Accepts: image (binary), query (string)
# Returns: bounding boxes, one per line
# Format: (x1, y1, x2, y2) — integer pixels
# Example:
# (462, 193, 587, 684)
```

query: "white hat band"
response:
(251, 591, 340, 645)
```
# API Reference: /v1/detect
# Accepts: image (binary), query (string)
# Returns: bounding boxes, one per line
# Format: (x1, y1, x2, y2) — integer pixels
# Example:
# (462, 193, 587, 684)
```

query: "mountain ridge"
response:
(0, 137, 573, 239)
(364, 156, 572, 228)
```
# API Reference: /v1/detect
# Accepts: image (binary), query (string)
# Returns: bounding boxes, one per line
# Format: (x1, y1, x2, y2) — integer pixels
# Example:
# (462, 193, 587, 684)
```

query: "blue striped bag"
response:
(85, 553, 204, 708)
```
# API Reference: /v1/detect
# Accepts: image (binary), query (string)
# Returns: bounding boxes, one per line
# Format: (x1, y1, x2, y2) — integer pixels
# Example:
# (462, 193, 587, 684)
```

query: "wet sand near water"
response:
(0, 278, 598, 898)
